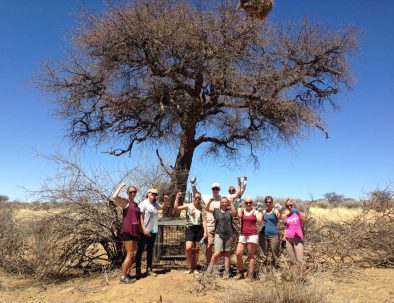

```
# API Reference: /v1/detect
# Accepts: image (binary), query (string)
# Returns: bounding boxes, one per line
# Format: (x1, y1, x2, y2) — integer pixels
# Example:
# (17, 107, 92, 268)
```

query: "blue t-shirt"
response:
(262, 210, 278, 236)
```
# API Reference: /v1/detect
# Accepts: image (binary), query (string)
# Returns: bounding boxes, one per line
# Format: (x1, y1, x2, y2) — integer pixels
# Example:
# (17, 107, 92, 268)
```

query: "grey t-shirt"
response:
(139, 199, 160, 233)
(213, 208, 233, 239)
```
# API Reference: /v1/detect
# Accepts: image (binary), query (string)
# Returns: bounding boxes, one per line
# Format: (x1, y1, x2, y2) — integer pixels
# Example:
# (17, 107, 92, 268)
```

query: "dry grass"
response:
(308, 207, 362, 223)
(220, 273, 331, 303)
(14, 208, 63, 221)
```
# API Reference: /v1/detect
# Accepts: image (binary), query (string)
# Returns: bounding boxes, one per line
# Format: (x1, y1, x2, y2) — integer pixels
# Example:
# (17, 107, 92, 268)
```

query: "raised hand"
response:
(274, 202, 283, 211)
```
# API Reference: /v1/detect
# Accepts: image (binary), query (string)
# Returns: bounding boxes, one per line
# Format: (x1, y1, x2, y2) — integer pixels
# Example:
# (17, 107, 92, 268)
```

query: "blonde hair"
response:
(286, 199, 297, 208)
(127, 185, 137, 192)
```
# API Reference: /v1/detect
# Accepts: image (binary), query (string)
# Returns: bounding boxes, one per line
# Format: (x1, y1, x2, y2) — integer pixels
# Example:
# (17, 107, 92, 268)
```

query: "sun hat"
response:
(149, 188, 159, 194)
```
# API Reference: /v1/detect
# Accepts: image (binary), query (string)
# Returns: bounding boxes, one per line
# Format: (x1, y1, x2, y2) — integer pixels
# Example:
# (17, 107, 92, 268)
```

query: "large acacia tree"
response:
(40, 0, 357, 198)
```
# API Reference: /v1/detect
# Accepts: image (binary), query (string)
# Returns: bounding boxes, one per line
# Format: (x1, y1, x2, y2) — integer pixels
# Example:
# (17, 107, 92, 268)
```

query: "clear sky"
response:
(0, 0, 393, 202)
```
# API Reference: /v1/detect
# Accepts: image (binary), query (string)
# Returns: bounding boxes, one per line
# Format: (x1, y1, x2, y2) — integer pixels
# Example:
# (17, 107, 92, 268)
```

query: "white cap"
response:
(211, 182, 221, 189)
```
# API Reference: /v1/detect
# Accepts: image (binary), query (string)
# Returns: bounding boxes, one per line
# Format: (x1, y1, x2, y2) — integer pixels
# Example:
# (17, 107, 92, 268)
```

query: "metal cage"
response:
(154, 218, 187, 267)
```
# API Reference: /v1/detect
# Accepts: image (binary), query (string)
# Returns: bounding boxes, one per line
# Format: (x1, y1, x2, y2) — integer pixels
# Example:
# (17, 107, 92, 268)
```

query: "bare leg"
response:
(185, 241, 194, 269)
(193, 243, 200, 269)
(286, 238, 297, 276)
(223, 251, 231, 272)
(206, 244, 213, 266)
(246, 242, 257, 277)
(236, 242, 245, 272)
(122, 240, 137, 277)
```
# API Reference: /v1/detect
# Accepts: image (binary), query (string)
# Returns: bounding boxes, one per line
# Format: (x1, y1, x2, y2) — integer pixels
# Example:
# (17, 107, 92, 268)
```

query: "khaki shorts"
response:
(214, 233, 232, 252)
(207, 228, 215, 246)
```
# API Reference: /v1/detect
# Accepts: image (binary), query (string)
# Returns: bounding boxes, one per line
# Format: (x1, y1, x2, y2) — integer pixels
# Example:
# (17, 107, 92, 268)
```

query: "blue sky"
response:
(0, 0, 393, 202)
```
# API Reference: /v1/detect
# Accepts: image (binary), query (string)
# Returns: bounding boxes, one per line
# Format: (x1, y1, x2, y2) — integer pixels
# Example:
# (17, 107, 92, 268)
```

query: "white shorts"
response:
(238, 234, 259, 244)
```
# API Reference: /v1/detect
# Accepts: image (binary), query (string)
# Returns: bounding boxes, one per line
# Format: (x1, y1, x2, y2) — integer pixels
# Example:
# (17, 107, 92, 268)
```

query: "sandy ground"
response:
(1, 267, 393, 303)
(325, 268, 394, 303)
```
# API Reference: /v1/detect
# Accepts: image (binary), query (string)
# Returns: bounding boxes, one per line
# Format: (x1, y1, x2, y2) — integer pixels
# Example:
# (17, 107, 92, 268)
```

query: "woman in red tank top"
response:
(111, 182, 142, 284)
(235, 197, 262, 281)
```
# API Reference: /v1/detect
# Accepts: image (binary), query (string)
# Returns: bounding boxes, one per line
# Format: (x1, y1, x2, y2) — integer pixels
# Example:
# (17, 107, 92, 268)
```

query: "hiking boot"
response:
(120, 276, 135, 284)
(135, 269, 142, 280)
(146, 269, 157, 277)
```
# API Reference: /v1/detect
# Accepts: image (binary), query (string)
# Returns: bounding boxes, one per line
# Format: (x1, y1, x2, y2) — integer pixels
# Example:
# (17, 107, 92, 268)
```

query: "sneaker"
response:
(222, 271, 230, 280)
(193, 269, 200, 274)
(120, 276, 135, 284)
(184, 268, 193, 274)
(234, 272, 244, 280)
(147, 269, 157, 277)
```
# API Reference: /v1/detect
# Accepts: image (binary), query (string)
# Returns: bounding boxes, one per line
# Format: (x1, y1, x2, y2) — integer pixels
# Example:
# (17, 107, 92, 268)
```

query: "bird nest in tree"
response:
(238, 0, 273, 20)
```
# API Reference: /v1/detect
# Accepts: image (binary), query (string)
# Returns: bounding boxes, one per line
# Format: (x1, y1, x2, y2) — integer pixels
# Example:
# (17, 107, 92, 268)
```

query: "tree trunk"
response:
(164, 126, 196, 215)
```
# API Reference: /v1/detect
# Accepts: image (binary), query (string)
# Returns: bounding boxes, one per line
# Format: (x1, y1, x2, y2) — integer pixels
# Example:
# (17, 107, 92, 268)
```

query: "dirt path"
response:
(1, 268, 393, 303)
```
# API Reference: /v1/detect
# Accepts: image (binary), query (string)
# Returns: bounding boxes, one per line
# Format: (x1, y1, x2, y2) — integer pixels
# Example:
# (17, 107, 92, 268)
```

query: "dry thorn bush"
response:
(0, 153, 171, 281)
(189, 271, 219, 295)
(305, 187, 394, 271)
(220, 274, 331, 303)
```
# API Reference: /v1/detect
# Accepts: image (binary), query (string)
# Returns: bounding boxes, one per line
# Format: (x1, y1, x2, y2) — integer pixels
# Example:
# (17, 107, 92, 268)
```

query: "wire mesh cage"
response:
(154, 218, 188, 268)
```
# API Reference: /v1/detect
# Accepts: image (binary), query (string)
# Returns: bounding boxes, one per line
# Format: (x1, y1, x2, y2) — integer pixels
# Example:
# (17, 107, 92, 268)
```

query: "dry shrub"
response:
(25, 205, 121, 280)
(305, 189, 394, 270)
(221, 275, 330, 303)
(0, 204, 30, 274)
(0, 153, 171, 281)
(189, 270, 219, 295)
(312, 200, 332, 209)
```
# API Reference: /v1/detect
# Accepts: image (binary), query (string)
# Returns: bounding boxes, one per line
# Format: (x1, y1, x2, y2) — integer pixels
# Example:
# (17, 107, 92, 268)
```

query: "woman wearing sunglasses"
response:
(283, 199, 305, 276)
(234, 197, 262, 281)
(205, 196, 237, 279)
(259, 195, 282, 277)
(174, 192, 207, 274)
(111, 182, 142, 283)
(135, 188, 169, 279)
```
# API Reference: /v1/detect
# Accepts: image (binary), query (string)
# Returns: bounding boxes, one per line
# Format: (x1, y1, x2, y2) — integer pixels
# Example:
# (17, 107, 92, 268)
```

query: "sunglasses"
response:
(128, 191, 137, 194)
(212, 187, 220, 191)
(245, 202, 253, 205)
(286, 204, 294, 208)
(150, 193, 158, 196)
(195, 197, 202, 201)
(265, 201, 272, 204)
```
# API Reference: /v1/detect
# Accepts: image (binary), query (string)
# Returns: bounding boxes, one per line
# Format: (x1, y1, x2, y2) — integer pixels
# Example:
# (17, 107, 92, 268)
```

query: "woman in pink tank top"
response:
(234, 197, 262, 281)
(283, 199, 305, 276)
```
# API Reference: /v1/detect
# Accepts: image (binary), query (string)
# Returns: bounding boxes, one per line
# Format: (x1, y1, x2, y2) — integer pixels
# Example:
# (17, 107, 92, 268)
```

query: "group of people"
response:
(111, 177, 305, 284)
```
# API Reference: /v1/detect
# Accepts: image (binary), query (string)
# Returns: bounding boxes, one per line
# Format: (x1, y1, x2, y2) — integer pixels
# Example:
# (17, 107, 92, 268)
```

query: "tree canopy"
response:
(40, 0, 358, 196)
